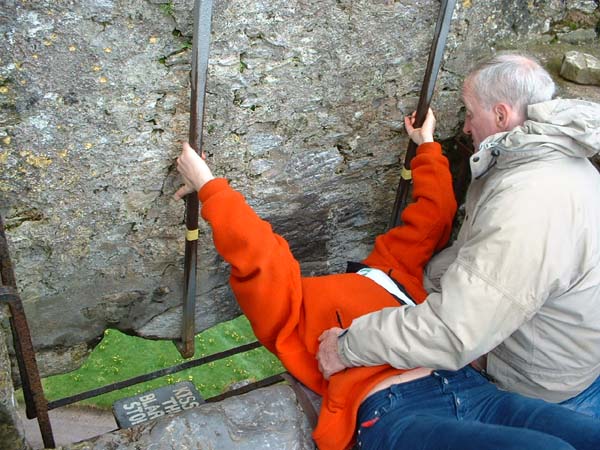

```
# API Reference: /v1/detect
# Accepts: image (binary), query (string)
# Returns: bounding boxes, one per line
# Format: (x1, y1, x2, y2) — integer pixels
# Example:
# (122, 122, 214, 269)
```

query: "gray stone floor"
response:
(18, 405, 117, 449)
(17, 385, 314, 450)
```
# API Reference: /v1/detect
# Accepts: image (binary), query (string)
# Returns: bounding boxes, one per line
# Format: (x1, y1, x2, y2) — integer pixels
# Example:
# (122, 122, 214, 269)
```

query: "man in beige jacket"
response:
(317, 52, 600, 417)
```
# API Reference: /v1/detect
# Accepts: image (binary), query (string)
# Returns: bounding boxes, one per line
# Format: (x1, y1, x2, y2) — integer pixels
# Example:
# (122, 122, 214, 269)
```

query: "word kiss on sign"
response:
(112, 381, 205, 428)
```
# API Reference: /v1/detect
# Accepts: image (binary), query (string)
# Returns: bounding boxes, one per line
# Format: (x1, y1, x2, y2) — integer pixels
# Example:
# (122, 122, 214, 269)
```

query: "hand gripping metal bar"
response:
(388, 0, 457, 229)
(179, 0, 214, 358)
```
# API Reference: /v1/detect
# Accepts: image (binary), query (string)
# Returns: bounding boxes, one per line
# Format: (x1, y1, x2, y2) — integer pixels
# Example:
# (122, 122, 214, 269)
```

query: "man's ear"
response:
(494, 103, 511, 131)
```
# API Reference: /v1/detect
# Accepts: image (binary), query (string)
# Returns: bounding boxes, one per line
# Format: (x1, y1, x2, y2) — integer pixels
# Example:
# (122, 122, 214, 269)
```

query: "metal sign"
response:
(112, 381, 205, 428)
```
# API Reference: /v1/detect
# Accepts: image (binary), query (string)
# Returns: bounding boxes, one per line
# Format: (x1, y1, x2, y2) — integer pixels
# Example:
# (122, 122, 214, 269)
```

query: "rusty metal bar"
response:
(0, 286, 20, 302)
(0, 215, 56, 448)
(47, 340, 263, 411)
(0, 220, 17, 287)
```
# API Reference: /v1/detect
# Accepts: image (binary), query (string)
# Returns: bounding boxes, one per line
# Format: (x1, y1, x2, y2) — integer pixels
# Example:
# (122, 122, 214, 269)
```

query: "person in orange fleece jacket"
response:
(174, 111, 600, 450)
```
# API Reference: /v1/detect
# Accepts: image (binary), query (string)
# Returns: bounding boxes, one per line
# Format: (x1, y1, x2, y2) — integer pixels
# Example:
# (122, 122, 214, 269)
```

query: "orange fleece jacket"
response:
(199, 142, 456, 450)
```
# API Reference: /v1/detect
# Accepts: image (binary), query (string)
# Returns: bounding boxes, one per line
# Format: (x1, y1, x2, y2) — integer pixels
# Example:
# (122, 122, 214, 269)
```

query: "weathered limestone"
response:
(561, 51, 600, 85)
(566, 0, 599, 14)
(556, 28, 598, 44)
(64, 385, 314, 450)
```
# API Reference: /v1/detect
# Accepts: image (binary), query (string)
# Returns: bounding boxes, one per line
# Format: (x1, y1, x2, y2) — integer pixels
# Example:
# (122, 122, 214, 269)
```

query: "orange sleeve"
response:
(362, 142, 457, 282)
(199, 179, 304, 355)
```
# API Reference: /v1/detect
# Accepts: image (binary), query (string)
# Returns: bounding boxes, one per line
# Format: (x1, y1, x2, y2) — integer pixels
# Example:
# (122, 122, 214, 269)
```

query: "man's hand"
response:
(404, 108, 436, 145)
(316, 327, 349, 379)
(174, 142, 214, 200)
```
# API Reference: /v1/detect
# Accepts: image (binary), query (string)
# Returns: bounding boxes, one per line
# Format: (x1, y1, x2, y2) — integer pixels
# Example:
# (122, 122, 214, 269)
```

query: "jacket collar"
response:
(470, 98, 600, 179)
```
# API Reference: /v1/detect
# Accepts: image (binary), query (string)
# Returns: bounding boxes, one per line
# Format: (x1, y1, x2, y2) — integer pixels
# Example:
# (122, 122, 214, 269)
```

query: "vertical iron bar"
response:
(388, 0, 457, 229)
(178, 0, 214, 358)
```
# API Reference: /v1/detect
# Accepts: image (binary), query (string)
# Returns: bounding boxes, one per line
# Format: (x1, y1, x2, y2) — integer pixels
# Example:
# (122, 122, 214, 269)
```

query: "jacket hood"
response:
(470, 98, 600, 179)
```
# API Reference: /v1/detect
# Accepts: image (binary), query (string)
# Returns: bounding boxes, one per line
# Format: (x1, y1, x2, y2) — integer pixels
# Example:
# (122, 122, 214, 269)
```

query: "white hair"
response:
(465, 53, 556, 117)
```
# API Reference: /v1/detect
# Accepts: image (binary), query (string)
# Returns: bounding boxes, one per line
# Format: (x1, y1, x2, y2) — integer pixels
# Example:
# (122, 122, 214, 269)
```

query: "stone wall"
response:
(0, 0, 599, 376)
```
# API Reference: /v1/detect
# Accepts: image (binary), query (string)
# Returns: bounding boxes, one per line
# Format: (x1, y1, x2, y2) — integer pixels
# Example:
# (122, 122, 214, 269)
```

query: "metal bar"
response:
(0, 218, 17, 287)
(206, 373, 286, 403)
(0, 215, 56, 448)
(178, 0, 215, 359)
(47, 340, 262, 410)
(0, 222, 35, 420)
(5, 305, 35, 420)
(0, 286, 20, 302)
(388, 0, 457, 229)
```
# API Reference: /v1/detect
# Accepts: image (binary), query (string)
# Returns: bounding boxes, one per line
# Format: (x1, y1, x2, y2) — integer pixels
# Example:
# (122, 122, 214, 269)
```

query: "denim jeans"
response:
(356, 366, 600, 450)
(560, 373, 600, 419)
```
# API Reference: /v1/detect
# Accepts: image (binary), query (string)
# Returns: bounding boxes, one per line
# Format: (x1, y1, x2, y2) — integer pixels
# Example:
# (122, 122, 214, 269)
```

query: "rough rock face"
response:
(560, 51, 600, 85)
(65, 385, 313, 450)
(0, 0, 599, 376)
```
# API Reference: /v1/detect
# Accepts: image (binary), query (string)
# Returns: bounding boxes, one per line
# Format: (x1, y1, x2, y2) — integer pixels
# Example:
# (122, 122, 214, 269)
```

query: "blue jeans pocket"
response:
(357, 389, 403, 448)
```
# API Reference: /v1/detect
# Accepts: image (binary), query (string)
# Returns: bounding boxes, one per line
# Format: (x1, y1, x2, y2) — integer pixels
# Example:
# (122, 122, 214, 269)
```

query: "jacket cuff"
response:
(337, 332, 357, 368)
(416, 142, 442, 156)
(198, 178, 229, 203)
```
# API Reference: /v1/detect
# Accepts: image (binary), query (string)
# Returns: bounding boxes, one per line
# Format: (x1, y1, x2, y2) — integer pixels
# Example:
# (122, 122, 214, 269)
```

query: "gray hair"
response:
(465, 53, 556, 117)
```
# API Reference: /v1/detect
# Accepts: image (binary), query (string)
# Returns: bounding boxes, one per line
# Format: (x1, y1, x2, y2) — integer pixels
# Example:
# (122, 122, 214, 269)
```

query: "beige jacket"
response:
(339, 99, 600, 402)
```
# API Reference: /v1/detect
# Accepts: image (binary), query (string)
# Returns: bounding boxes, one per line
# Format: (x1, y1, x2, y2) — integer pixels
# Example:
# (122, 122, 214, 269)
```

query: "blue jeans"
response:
(560, 373, 600, 419)
(356, 366, 600, 450)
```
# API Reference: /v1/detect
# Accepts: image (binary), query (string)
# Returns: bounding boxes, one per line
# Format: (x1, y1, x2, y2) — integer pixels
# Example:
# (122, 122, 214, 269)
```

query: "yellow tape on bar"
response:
(186, 228, 199, 241)
(401, 166, 412, 181)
